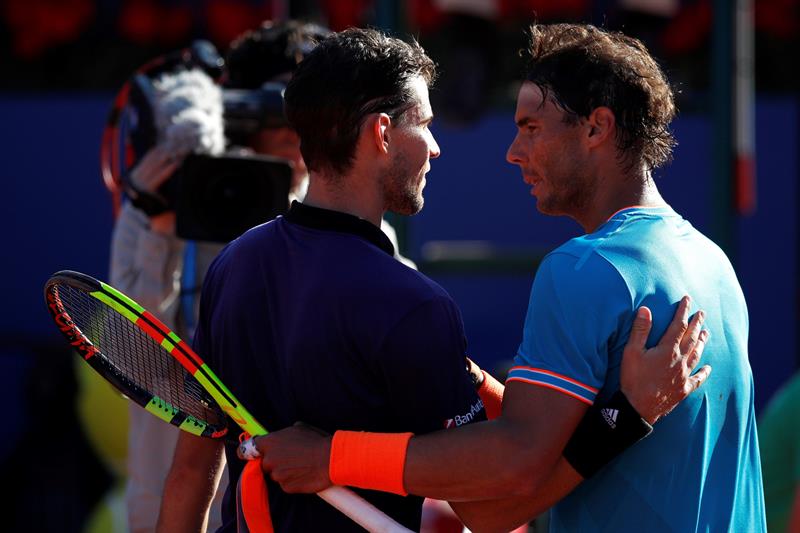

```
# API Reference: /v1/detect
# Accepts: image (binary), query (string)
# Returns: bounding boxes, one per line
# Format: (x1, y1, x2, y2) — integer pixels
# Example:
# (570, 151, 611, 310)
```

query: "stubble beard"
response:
(536, 154, 594, 217)
(383, 153, 424, 216)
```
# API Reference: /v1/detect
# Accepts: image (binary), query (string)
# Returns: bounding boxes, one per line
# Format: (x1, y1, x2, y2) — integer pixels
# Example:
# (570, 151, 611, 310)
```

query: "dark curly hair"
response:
(524, 23, 677, 171)
(284, 27, 436, 176)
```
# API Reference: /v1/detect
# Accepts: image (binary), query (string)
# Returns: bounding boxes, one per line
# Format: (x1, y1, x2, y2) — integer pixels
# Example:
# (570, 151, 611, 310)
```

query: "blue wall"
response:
(2, 95, 797, 412)
(3, 95, 114, 339)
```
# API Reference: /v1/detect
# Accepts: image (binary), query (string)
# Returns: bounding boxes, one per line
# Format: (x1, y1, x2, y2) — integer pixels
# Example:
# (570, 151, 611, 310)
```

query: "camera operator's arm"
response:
(126, 145, 182, 234)
(109, 145, 184, 315)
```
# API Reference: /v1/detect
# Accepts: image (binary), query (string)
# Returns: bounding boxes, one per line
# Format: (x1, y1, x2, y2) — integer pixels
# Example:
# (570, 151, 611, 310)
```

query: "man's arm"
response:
(405, 298, 710, 502)
(449, 458, 580, 533)
(156, 431, 225, 533)
(403, 381, 584, 501)
(446, 301, 709, 531)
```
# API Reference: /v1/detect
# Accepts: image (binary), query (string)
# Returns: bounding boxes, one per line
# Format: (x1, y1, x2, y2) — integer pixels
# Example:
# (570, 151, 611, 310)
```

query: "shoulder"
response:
(200, 222, 271, 282)
(208, 217, 285, 265)
(356, 252, 458, 314)
(537, 237, 633, 305)
(526, 248, 632, 339)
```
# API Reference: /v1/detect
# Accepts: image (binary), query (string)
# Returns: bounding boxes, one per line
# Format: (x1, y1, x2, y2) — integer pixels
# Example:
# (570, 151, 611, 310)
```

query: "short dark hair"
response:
(224, 20, 331, 89)
(524, 23, 676, 171)
(284, 27, 437, 175)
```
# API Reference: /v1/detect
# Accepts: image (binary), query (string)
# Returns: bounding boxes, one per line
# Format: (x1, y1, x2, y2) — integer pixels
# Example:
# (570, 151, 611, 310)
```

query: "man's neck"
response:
(577, 169, 667, 233)
(303, 172, 384, 227)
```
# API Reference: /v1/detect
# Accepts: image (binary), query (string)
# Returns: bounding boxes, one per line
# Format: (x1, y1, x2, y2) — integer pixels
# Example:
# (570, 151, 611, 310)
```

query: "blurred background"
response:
(1, 0, 798, 531)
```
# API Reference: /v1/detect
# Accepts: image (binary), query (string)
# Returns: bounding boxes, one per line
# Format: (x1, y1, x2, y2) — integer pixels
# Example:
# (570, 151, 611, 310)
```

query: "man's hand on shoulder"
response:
(621, 295, 712, 424)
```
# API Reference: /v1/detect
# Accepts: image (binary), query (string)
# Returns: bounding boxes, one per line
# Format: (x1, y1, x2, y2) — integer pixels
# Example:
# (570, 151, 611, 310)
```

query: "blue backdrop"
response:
(2, 95, 797, 414)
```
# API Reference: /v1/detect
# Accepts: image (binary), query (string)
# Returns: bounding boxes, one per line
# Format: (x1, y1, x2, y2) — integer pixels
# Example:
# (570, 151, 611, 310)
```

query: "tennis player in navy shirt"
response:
(191, 197, 485, 531)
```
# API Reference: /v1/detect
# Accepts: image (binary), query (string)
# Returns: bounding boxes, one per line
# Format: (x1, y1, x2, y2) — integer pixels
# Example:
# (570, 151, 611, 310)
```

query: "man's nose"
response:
(429, 134, 441, 159)
(506, 135, 523, 164)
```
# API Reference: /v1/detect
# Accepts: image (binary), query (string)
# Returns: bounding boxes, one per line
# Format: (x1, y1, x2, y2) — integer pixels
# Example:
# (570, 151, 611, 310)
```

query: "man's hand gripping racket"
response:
(44, 270, 411, 533)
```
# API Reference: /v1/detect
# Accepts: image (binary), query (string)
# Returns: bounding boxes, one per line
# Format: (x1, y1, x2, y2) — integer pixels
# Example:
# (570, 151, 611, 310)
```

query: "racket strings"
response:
(54, 284, 226, 429)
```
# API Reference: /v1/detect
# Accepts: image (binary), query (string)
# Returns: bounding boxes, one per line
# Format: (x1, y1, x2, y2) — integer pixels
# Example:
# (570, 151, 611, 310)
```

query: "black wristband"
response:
(563, 390, 653, 478)
(124, 181, 171, 217)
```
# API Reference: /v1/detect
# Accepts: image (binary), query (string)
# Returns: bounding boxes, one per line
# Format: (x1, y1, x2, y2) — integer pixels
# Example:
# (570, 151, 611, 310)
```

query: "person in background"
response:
(110, 19, 331, 533)
(758, 370, 800, 533)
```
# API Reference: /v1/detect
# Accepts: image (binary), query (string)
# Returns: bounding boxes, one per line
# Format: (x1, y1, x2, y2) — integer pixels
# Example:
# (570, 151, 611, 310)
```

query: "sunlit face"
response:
(506, 82, 595, 218)
(382, 76, 440, 216)
(251, 126, 307, 192)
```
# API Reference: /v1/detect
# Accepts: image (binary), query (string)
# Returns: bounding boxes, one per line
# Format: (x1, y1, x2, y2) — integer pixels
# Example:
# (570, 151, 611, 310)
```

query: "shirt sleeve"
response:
(509, 251, 632, 405)
(377, 295, 485, 435)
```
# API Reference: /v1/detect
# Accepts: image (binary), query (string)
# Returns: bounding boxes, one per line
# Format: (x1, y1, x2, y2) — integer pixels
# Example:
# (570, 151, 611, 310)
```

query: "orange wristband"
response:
(478, 370, 505, 420)
(329, 431, 414, 496)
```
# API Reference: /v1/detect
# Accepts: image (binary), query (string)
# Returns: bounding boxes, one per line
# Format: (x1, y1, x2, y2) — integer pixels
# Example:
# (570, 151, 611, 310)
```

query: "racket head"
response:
(44, 270, 230, 439)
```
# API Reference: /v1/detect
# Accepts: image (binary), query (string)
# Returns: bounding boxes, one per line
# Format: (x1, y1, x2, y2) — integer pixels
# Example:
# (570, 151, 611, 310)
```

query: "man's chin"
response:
(534, 200, 559, 217)
(388, 198, 424, 217)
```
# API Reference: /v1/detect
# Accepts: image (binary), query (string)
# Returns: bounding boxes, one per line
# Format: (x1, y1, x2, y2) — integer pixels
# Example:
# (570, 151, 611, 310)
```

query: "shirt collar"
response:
(606, 204, 675, 222)
(284, 201, 395, 257)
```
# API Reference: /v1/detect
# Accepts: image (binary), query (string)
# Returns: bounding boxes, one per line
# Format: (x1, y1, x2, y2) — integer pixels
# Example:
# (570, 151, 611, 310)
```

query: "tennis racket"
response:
(44, 270, 411, 533)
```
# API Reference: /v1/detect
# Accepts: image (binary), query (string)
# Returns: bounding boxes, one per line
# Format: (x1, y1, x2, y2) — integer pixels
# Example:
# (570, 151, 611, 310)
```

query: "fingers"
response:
(680, 309, 705, 355)
(686, 364, 712, 393)
(627, 306, 653, 353)
(685, 329, 710, 371)
(661, 295, 690, 347)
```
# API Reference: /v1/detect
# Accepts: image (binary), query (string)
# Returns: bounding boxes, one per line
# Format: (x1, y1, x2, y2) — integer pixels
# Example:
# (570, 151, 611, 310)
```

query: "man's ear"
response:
(370, 113, 392, 155)
(585, 106, 615, 148)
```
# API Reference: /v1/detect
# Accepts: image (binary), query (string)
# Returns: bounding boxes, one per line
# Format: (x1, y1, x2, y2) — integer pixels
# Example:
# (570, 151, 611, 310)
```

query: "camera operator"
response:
(109, 20, 333, 533)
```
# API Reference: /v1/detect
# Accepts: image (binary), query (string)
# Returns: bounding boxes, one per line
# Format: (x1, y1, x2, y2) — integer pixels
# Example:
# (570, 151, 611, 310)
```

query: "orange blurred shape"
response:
(321, 0, 371, 32)
(205, 0, 272, 50)
(501, 0, 589, 20)
(3, 0, 94, 58)
(118, 0, 192, 46)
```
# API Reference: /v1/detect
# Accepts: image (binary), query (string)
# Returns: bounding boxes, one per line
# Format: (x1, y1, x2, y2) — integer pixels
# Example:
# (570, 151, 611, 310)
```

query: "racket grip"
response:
(317, 486, 413, 533)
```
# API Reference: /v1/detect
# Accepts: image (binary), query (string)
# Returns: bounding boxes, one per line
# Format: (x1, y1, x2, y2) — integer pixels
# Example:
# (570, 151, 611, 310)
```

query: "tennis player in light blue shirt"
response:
(510, 205, 765, 531)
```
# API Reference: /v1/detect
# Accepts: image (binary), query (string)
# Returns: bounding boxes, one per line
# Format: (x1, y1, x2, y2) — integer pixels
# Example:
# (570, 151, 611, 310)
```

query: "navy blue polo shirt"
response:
(194, 201, 485, 532)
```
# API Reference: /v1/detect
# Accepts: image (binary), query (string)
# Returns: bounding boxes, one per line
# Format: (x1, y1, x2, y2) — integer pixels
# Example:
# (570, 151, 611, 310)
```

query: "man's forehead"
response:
(515, 82, 554, 119)
(406, 76, 433, 119)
